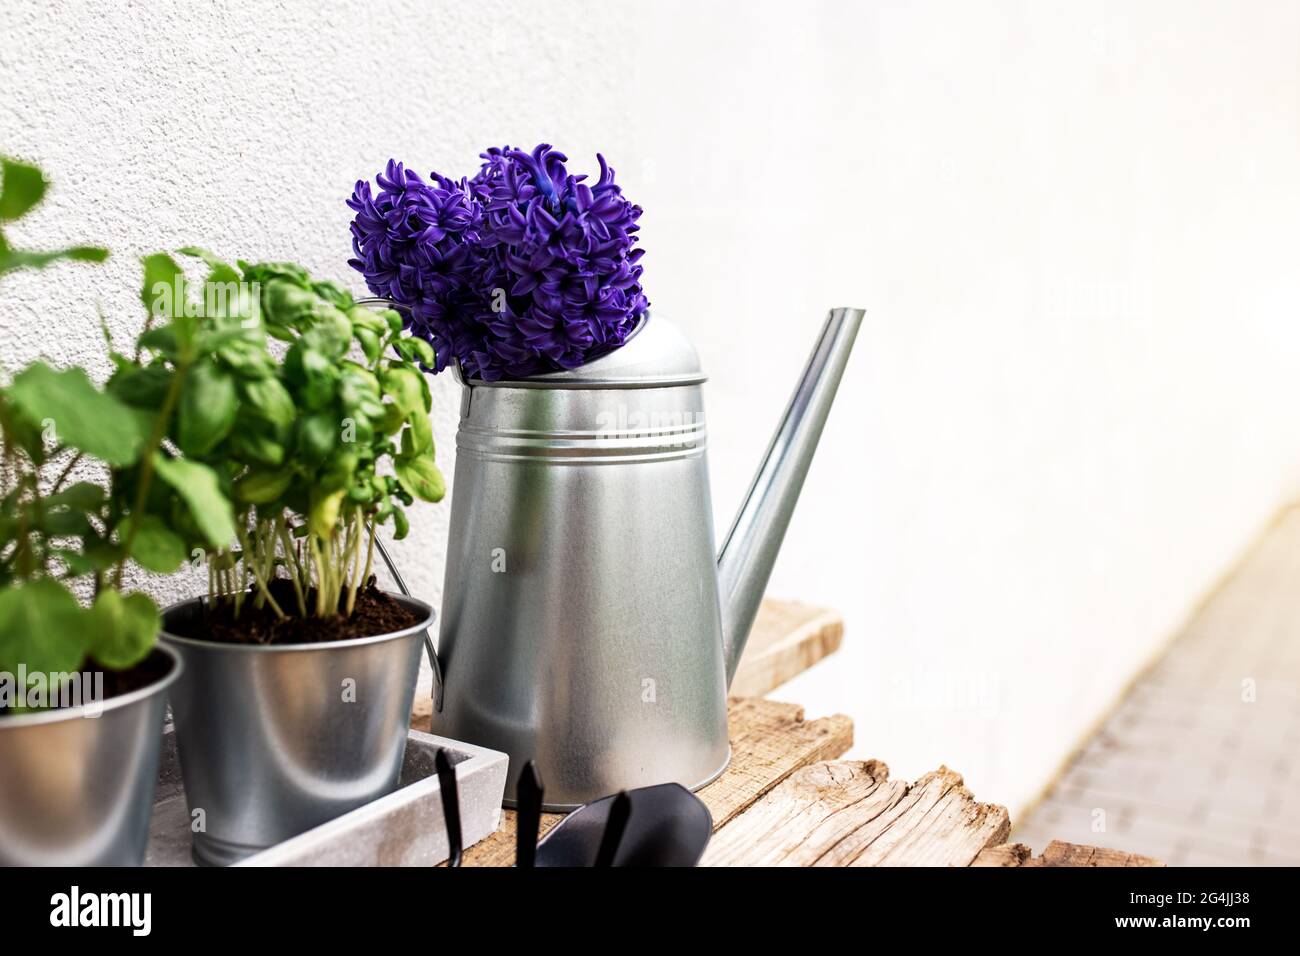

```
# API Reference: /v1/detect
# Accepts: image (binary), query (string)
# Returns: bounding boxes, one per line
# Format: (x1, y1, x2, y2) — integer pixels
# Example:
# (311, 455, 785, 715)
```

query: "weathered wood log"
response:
(969, 842, 1033, 866)
(974, 840, 1165, 867)
(703, 760, 1011, 866)
(409, 596, 1158, 867)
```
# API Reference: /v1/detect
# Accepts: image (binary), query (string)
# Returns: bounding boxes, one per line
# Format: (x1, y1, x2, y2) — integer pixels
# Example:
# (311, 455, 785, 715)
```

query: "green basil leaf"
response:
(310, 280, 351, 309)
(137, 325, 180, 357)
(391, 502, 410, 540)
(296, 412, 337, 463)
(394, 454, 445, 503)
(218, 339, 277, 378)
(230, 425, 285, 468)
(355, 327, 380, 364)
(236, 468, 294, 505)
(287, 344, 340, 410)
(348, 306, 389, 335)
(152, 453, 237, 549)
(262, 278, 317, 326)
(394, 336, 436, 367)
(377, 402, 406, 437)
(301, 306, 353, 358)
(108, 362, 173, 407)
(194, 323, 256, 354)
(178, 359, 237, 455)
(0, 404, 44, 464)
(239, 377, 295, 427)
(307, 488, 345, 537)
(381, 365, 425, 415)
(405, 412, 433, 456)
(317, 450, 358, 493)
(140, 253, 184, 319)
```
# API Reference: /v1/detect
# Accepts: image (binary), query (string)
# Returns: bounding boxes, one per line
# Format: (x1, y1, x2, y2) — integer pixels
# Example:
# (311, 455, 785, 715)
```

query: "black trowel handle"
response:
(516, 761, 545, 868)
(434, 749, 462, 867)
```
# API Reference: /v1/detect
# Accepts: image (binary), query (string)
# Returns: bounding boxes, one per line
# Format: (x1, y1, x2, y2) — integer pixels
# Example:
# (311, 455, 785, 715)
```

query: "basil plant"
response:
(110, 253, 446, 622)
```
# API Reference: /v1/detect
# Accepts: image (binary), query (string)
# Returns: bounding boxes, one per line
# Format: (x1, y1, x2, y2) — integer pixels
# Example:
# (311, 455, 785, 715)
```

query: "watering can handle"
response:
(374, 532, 445, 713)
(353, 295, 405, 312)
(352, 295, 446, 714)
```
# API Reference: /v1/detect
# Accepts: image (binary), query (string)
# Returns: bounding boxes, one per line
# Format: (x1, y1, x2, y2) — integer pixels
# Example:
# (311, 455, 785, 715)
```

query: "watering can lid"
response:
(466, 313, 706, 389)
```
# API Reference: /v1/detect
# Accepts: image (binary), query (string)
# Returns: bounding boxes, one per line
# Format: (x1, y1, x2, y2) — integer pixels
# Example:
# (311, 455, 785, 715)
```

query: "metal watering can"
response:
(425, 307, 863, 809)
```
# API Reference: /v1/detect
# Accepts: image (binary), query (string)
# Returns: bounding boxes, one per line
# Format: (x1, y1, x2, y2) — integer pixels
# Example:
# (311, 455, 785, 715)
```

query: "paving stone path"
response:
(1014, 508, 1300, 866)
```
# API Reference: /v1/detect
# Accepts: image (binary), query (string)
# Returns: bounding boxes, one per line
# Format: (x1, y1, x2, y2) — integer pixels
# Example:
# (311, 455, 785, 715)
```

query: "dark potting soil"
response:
(0, 648, 174, 717)
(96, 649, 175, 697)
(175, 577, 423, 646)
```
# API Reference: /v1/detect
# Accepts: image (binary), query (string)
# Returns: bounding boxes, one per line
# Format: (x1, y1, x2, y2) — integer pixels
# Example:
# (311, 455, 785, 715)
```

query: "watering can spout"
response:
(717, 307, 864, 687)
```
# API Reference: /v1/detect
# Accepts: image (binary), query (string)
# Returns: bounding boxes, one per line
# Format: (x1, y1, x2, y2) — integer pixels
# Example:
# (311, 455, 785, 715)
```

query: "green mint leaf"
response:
(0, 158, 47, 221)
(0, 579, 88, 676)
(87, 590, 159, 670)
(7, 361, 144, 466)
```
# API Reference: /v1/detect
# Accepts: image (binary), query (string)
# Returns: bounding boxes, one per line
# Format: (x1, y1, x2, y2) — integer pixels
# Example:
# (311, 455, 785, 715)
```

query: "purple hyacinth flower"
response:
(347, 145, 648, 380)
(347, 160, 482, 372)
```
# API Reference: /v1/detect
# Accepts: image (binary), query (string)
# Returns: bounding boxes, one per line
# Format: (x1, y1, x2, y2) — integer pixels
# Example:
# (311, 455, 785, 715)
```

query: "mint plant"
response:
(0, 158, 234, 699)
(0, 158, 108, 276)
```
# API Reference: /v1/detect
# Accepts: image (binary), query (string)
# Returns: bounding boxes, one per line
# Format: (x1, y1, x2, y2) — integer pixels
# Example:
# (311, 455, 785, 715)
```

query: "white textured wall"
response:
(4, 0, 1300, 816)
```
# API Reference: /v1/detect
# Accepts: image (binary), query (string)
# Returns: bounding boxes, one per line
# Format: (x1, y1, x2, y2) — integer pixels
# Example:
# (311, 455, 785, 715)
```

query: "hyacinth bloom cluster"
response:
(348, 145, 647, 380)
(346, 161, 481, 373)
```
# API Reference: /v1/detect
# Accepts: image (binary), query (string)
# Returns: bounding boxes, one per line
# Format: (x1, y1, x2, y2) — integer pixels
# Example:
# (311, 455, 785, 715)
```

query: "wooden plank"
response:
(412, 598, 844, 730)
(973, 840, 1164, 868)
(405, 596, 1167, 867)
(970, 843, 1033, 867)
(702, 761, 1010, 867)
(729, 600, 844, 698)
(458, 697, 853, 866)
(458, 803, 560, 867)
(699, 698, 854, 829)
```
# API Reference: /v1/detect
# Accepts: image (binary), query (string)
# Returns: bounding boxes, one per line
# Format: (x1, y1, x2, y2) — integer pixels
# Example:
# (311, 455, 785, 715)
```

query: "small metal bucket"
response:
(0, 645, 181, 866)
(160, 593, 432, 866)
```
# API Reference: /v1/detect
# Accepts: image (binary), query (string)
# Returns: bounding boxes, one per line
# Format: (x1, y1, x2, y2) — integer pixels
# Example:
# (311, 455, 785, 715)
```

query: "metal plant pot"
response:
(0, 645, 181, 866)
(159, 593, 433, 866)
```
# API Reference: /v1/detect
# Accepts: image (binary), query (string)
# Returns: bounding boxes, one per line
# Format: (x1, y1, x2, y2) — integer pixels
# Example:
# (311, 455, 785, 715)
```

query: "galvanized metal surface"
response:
(159, 594, 432, 865)
(717, 307, 864, 684)
(501, 312, 707, 389)
(0, 645, 181, 866)
(431, 309, 864, 809)
(144, 728, 508, 866)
